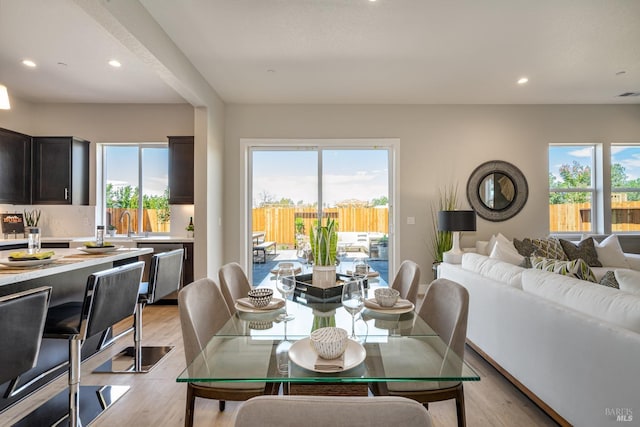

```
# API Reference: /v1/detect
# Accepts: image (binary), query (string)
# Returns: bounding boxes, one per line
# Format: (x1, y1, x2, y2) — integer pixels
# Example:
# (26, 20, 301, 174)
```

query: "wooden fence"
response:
(106, 208, 169, 234)
(253, 206, 389, 247)
(549, 201, 640, 232)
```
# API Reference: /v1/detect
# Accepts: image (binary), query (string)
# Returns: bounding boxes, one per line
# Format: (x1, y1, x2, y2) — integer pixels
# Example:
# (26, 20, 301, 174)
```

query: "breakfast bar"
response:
(0, 247, 153, 412)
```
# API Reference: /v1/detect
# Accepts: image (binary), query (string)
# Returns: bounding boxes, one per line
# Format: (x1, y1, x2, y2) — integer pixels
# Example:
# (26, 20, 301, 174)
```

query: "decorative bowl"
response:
(374, 288, 400, 307)
(247, 288, 273, 308)
(310, 327, 348, 360)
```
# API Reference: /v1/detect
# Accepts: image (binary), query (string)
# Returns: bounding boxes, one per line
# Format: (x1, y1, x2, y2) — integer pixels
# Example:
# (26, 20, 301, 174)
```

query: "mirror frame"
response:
(466, 160, 528, 222)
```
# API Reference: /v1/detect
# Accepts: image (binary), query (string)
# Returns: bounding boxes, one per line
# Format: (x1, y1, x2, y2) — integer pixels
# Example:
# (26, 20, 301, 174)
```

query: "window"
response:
(611, 145, 640, 232)
(549, 145, 596, 233)
(102, 144, 170, 235)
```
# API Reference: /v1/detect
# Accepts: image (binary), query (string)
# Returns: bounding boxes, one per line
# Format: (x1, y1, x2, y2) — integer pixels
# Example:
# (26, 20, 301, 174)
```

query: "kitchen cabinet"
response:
(32, 136, 90, 205)
(0, 128, 31, 204)
(168, 136, 194, 204)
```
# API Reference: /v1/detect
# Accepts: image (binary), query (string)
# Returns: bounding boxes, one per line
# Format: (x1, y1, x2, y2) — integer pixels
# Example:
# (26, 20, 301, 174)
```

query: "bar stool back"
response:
(0, 286, 51, 397)
(16, 261, 144, 427)
(95, 248, 184, 373)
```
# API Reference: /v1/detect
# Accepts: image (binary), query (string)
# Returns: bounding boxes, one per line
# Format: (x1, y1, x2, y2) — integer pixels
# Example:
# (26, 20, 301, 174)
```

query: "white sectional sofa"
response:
(439, 252, 640, 427)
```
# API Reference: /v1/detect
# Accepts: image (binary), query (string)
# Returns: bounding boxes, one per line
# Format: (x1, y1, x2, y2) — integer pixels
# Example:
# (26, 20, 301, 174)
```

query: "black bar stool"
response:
(95, 248, 184, 373)
(0, 286, 52, 400)
(15, 261, 145, 427)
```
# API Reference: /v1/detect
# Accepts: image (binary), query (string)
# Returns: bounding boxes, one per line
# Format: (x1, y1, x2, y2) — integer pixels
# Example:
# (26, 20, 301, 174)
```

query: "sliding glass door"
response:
(248, 142, 393, 287)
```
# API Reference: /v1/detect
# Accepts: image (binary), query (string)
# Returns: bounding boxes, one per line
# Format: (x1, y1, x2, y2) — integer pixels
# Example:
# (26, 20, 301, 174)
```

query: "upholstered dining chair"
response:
(233, 395, 432, 427)
(385, 278, 470, 427)
(390, 260, 421, 305)
(178, 277, 266, 427)
(218, 262, 252, 315)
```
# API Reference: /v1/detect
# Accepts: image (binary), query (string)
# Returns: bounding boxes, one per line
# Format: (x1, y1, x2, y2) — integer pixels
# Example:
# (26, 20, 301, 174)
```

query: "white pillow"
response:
(475, 240, 489, 255)
(593, 235, 629, 268)
(487, 233, 510, 255)
(614, 269, 640, 296)
(489, 240, 525, 265)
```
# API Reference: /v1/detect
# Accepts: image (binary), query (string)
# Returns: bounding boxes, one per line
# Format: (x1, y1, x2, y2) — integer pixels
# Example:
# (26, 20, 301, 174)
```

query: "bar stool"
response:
(0, 286, 52, 400)
(16, 261, 145, 427)
(95, 248, 184, 373)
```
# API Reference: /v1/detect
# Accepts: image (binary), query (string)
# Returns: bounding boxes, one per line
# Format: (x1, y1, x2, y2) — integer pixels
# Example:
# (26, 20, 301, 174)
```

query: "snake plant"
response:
(310, 217, 338, 266)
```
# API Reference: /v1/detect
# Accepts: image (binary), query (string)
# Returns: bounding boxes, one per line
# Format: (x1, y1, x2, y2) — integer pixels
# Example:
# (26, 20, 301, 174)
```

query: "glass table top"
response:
(177, 299, 480, 384)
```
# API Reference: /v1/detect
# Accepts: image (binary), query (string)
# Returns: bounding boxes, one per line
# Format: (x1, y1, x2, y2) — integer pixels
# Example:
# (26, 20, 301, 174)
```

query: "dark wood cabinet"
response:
(0, 128, 31, 204)
(168, 136, 194, 204)
(32, 136, 90, 205)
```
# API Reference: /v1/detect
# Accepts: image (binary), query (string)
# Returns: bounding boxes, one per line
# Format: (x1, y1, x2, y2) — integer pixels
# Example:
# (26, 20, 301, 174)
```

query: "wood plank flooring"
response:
(0, 305, 557, 426)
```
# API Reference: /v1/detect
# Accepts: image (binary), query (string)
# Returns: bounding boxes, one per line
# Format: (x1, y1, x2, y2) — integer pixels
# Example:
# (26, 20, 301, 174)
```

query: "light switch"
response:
(407, 216, 415, 225)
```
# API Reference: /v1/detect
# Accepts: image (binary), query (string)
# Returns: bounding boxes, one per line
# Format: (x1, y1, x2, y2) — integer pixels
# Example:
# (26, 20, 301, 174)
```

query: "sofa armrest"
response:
(625, 253, 640, 270)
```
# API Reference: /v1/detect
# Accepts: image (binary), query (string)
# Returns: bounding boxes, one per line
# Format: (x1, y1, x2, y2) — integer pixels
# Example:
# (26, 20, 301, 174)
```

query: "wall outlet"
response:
(407, 216, 415, 225)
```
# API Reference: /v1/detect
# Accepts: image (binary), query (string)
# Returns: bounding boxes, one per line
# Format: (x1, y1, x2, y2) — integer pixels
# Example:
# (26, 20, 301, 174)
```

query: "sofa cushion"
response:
(489, 240, 524, 265)
(598, 271, 619, 289)
(522, 269, 640, 333)
(614, 269, 640, 296)
(531, 256, 597, 283)
(461, 253, 524, 288)
(593, 235, 630, 269)
(559, 238, 602, 267)
(531, 237, 567, 260)
(487, 233, 510, 255)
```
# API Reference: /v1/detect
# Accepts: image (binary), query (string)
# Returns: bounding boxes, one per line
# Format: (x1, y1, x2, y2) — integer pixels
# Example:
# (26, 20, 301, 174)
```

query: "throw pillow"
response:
(489, 240, 525, 265)
(599, 271, 619, 289)
(475, 240, 490, 256)
(530, 237, 568, 261)
(487, 233, 510, 256)
(531, 256, 597, 283)
(519, 256, 533, 269)
(559, 238, 602, 267)
(614, 269, 640, 296)
(593, 235, 630, 268)
(513, 238, 540, 257)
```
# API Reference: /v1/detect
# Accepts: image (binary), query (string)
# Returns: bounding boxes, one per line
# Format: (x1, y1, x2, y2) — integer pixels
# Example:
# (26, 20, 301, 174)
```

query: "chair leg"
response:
(219, 400, 226, 411)
(185, 384, 195, 427)
(134, 302, 144, 372)
(69, 337, 82, 427)
(455, 384, 466, 427)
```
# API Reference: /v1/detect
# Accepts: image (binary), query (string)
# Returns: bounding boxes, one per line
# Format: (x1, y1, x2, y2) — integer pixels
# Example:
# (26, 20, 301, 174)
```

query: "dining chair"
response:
(385, 278, 470, 427)
(0, 286, 51, 399)
(233, 395, 432, 427)
(178, 277, 266, 427)
(390, 260, 421, 305)
(218, 262, 252, 315)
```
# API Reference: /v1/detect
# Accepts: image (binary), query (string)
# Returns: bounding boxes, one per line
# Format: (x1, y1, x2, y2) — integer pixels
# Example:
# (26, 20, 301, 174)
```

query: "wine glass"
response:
(275, 320, 291, 375)
(341, 277, 365, 341)
(276, 266, 296, 321)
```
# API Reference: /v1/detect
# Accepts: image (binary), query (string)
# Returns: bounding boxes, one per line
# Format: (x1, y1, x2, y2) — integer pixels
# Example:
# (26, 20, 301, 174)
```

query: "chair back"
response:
(178, 277, 231, 364)
(391, 260, 421, 304)
(147, 248, 184, 303)
(81, 261, 145, 339)
(234, 395, 432, 427)
(418, 278, 469, 359)
(218, 262, 252, 314)
(0, 287, 51, 384)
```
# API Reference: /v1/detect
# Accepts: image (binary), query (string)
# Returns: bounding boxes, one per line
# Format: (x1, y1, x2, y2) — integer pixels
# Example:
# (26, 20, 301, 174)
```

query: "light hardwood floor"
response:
(0, 305, 557, 426)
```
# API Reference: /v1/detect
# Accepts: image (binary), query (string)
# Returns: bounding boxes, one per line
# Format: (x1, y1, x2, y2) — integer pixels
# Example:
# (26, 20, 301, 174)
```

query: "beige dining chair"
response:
(233, 395, 432, 427)
(218, 262, 253, 315)
(178, 277, 266, 427)
(385, 278, 470, 427)
(390, 260, 421, 305)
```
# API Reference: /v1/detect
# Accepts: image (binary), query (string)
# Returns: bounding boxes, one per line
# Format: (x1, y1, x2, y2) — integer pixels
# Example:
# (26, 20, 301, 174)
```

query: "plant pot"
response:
(312, 265, 337, 289)
(378, 245, 388, 260)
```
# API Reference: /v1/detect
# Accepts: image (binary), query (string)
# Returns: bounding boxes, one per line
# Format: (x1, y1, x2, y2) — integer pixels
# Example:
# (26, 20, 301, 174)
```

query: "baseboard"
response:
(466, 340, 571, 427)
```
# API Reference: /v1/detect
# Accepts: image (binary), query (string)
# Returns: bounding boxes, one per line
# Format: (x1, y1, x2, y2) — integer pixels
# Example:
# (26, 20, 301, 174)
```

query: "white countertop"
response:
(0, 247, 153, 286)
(0, 235, 194, 247)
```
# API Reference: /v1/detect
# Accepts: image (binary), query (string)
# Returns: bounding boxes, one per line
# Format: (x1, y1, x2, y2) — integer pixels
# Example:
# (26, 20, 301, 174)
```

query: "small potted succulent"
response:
(107, 224, 117, 237)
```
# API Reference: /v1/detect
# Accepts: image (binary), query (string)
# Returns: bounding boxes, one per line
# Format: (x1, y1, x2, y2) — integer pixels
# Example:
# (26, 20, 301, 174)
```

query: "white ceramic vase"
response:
(312, 265, 337, 289)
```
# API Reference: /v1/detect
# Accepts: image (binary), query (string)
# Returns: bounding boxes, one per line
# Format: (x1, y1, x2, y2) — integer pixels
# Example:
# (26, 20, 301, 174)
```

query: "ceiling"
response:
(1, 0, 639, 105)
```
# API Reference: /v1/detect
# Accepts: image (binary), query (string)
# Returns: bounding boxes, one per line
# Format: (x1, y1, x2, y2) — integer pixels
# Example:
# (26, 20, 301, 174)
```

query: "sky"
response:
(105, 145, 168, 196)
(252, 149, 389, 207)
(549, 145, 640, 183)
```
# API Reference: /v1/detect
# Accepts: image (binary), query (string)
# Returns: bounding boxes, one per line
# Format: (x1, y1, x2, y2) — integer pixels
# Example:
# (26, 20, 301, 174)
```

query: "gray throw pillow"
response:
(599, 271, 619, 289)
(559, 238, 602, 267)
(513, 238, 540, 257)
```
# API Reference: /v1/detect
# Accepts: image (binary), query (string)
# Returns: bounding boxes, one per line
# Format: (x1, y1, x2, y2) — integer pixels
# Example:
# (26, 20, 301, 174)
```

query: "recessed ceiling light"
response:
(22, 59, 36, 68)
(108, 60, 122, 68)
(517, 77, 529, 85)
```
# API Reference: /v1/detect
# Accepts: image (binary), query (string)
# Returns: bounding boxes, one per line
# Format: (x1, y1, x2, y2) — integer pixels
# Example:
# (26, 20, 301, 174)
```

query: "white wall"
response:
(224, 104, 640, 280)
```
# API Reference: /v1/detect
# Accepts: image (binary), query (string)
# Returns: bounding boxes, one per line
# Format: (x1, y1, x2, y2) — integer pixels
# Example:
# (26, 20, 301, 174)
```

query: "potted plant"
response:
(378, 234, 388, 260)
(24, 209, 41, 229)
(430, 185, 458, 276)
(310, 217, 338, 288)
(107, 224, 117, 237)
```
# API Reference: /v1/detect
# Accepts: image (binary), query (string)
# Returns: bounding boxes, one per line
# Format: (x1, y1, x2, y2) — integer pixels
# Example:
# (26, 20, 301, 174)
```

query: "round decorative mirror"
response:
(466, 160, 528, 222)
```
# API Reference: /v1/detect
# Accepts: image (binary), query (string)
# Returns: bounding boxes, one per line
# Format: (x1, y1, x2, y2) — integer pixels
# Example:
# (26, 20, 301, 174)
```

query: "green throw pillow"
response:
(531, 256, 597, 283)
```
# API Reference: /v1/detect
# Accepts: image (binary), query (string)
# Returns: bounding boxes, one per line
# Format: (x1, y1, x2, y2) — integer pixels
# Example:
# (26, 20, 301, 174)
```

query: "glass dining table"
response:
(176, 287, 480, 395)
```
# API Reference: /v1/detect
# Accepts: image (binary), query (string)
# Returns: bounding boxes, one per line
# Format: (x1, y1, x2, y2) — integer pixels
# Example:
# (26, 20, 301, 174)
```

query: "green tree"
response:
(549, 161, 591, 204)
(371, 196, 388, 206)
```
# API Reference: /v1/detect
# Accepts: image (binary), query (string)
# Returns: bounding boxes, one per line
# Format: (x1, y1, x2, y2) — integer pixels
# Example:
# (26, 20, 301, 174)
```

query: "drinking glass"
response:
(275, 320, 291, 375)
(276, 266, 296, 321)
(341, 278, 365, 340)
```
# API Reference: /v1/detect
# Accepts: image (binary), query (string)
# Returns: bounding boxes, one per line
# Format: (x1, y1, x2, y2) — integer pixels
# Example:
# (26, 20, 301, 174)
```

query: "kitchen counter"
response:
(0, 235, 194, 248)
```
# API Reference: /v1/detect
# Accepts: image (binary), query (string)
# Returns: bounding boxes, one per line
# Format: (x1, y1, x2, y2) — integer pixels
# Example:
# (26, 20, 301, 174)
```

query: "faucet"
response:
(119, 210, 134, 237)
